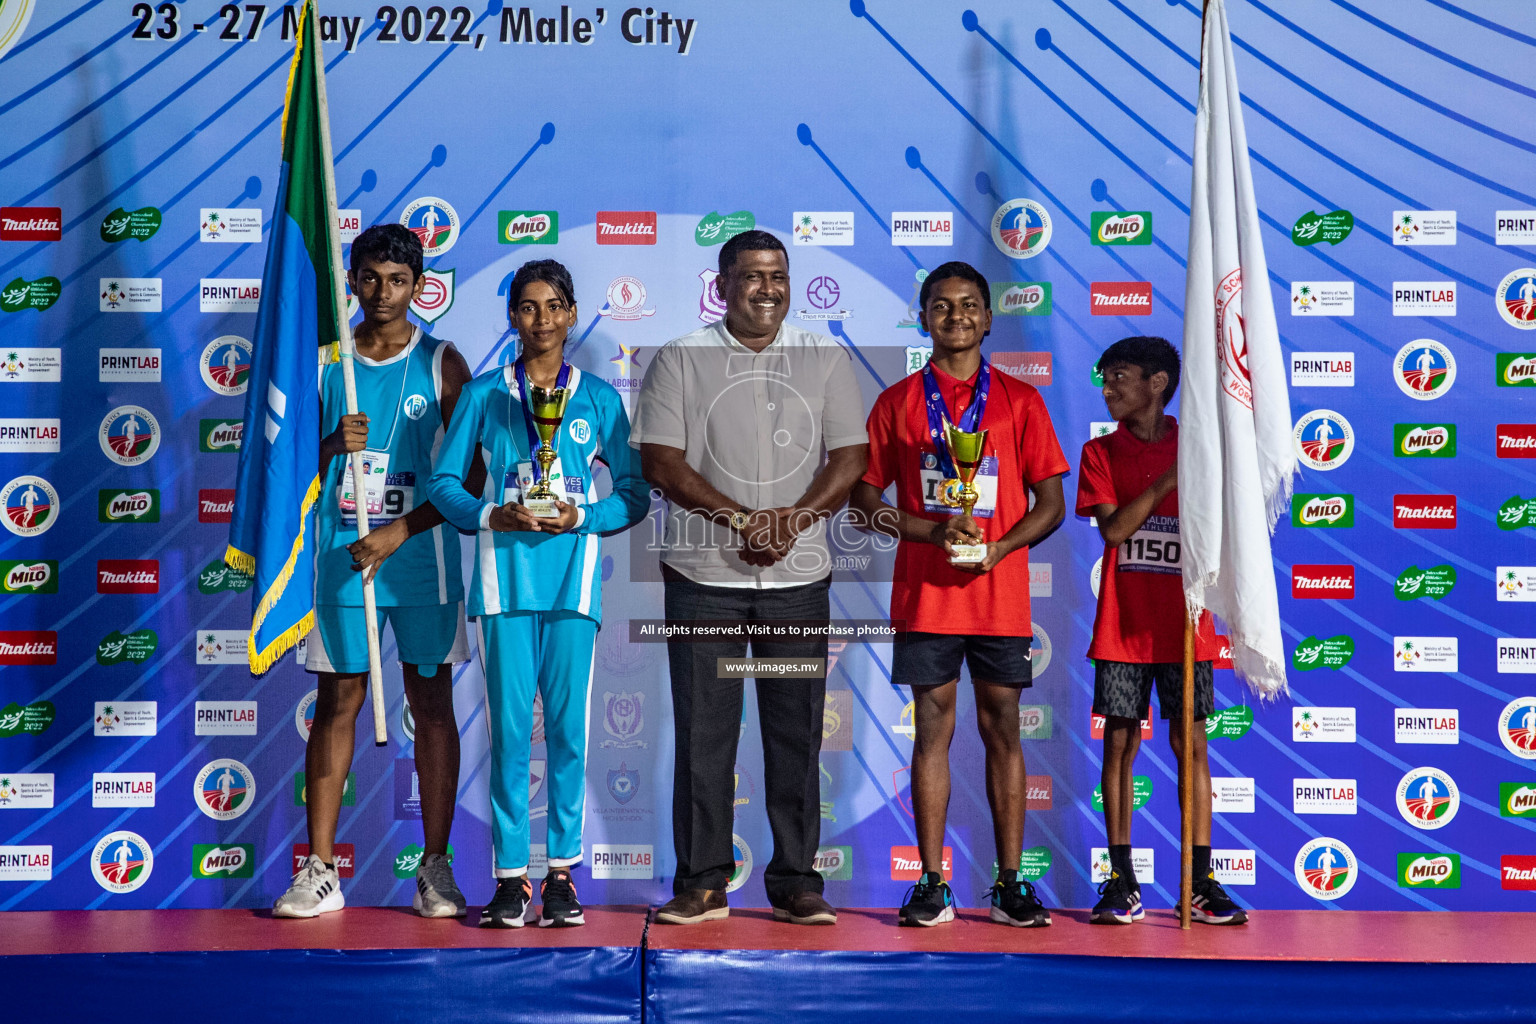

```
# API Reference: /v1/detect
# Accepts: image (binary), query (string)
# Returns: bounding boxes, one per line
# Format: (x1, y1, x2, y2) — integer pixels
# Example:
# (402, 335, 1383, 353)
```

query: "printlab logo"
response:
(1396, 767, 1459, 830)
(1294, 838, 1356, 901)
(98, 406, 159, 465)
(1394, 708, 1458, 745)
(402, 196, 459, 257)
(1393, 340, 1456, 399)
(1290, 352, 1353, 386)
(601, 691, 646, 748)
(1292, 410, 1354, 470)
(99, 347, 161, 382)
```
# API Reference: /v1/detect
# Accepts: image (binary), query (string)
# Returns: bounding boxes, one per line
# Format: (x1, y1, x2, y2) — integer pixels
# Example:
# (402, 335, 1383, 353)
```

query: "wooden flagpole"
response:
(311, 2, 387, 746)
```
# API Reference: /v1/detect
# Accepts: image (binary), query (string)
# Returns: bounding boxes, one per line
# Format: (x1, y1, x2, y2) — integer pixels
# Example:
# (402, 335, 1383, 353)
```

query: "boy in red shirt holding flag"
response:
(853, 262, 1067, 927)
(1076, 336, 1247, 926)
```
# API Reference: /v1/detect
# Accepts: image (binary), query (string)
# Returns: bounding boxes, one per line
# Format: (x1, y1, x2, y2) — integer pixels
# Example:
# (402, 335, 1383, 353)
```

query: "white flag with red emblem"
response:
(1180, 0, 1295, 699)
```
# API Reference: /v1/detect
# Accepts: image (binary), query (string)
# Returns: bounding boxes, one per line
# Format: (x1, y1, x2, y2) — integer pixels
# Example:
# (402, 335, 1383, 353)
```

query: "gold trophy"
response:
(523, 384, 570, 518)
(940, 418, 989, 564)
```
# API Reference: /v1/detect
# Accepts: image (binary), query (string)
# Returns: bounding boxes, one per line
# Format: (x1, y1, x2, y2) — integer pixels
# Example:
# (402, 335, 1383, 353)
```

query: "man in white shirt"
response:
(632, 230, 868, 925)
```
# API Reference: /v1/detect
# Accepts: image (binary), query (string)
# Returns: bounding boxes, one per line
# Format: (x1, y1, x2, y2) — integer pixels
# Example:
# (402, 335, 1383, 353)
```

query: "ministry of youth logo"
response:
(601, 691, 646, 749)
(1393, 340, 1455, 399)
(194, 758, 255, 820)
(1293, 410, 1354, 471)
(1294, 837, 1356, 901)
(1498, 268, 1536, 330)
(99, 405, 160, 466)
(401, 196, 459, 258)
(1216, 270, 1252, 409)
(1396, 767, 1459, 830)
(200, 336, 252, 395)
(991, 199, 1051, 259)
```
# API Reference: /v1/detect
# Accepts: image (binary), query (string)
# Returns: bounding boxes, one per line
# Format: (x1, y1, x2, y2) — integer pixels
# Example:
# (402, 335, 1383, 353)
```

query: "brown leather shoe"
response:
(654, 888, 729, 925)
(771, 890, 837, 925)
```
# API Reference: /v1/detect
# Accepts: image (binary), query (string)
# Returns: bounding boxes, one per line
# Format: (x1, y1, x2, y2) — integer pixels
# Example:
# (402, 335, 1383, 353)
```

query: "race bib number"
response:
(503, 459, 582, 505)
(340, 451, 414, 527)
(919, 452, 998, 518)
(1117, 514, 1182, 574)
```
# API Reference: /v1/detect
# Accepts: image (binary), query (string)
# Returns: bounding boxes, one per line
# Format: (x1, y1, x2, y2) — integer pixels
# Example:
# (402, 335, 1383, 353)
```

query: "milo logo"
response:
(1292, 634, 1355, 670)
(1090, 211, 1150, 245)
(1019, 704, 1053, 739)
(193, 843, 255, 878)
(1292, 493, 1353, 527)
(1394, 424, 1456, 457)
(812, 845, 853, 880)
(1205, 706, 1254, 739)
(1396, 564, 1456, 601)
(497, 210, 558, 244)
(1, 560, 57, 594)
(99, 489, 160, 522)
(991, 281, 1051, 315)
(1501, 783, 1536, 817)
(1497, 354, 1536, 387)
(1397, 852, 1460, 889)
(199, 419, 244, 452)
(1497, 496, 1536, 531)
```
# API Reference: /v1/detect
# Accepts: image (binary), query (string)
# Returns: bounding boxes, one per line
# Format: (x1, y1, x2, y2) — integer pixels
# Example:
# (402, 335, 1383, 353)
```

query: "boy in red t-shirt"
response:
(852, 261, 1068, 928)
(1076, 336, 1247, 926)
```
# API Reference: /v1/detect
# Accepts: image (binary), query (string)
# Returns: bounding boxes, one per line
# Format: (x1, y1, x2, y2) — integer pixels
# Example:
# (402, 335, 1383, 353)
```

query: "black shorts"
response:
(891, 632, 1034, 688)
(1092, 660, 1214, 721)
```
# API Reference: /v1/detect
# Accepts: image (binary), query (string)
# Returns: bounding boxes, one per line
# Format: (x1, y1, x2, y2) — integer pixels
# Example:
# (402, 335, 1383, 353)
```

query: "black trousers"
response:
(663, 565, 828, 902)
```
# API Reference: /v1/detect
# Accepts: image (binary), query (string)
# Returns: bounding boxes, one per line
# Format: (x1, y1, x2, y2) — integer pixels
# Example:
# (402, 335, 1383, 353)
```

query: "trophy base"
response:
(524, 495, 561, 518)
(949, 542, 987, 565)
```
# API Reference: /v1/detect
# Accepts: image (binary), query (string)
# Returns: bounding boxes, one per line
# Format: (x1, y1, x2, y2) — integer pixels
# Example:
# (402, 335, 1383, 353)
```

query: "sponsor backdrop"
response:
(1, 0, 1533, 911)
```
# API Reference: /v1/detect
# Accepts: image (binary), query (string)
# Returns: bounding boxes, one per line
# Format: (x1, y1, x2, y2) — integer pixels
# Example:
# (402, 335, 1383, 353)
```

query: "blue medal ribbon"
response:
(513, 358, 571, 485)
(922, 359, 991, 480)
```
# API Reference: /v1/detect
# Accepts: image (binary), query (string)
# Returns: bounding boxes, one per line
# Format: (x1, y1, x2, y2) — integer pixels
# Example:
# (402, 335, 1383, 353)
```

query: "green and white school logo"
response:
(1396, 564, 1456, 601)
(1292, 635, 1354, 670)
(1397, 852, 1459, 888)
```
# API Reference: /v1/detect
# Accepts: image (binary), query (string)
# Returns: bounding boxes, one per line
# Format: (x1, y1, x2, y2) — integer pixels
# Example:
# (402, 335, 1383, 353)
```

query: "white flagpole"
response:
(311, 9, 387, 746)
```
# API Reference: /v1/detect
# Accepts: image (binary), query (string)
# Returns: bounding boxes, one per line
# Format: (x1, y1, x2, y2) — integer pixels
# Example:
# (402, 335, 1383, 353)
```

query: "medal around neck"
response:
(524, 384, 570, 518)
(941, 418, 989, 564)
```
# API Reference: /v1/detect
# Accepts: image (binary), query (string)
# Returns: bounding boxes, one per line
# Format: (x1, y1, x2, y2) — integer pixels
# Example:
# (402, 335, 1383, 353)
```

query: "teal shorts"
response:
(304, 602, 469, 675)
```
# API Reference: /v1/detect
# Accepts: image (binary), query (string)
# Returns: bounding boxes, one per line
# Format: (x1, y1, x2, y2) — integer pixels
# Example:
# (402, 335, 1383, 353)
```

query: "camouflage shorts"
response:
(1093, 660, 1213, 722)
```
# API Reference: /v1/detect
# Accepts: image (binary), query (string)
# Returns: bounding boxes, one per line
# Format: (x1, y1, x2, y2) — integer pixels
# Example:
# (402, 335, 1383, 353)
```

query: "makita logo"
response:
(198, 489, 235, 523)
(98, 559, 159, 593)
(1292, 565, 1355, 598)
(890, 845, 953, 880)
(1394, 495, 1456, 529)
(0, 631, 58, 664)
(1502, 855, 1536, 889)
(595, 211, 657, 244)
(1090, 282, 1152, 314)
(1497, 425, 1536, 457)
(0, 207, 62, 240)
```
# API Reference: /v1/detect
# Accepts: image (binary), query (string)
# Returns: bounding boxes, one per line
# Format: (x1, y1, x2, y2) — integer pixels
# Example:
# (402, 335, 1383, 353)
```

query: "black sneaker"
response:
(1091, 871, 1144, 925)
(988, 876, 1051, 928)
(539, 868, 585, 927)
(479, 876, 532, 928)
(898, 871, 955, 927)
(1189, 875, 1249, 925)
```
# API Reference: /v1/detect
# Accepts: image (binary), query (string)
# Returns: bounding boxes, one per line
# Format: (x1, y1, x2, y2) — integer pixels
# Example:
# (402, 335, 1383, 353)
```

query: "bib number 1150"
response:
(1118, 514, 1182, 575)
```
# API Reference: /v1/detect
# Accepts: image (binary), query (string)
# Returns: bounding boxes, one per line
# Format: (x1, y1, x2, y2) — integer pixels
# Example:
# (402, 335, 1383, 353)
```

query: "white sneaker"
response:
(273, 854, 344, 918)
(414, 853, 468, 919)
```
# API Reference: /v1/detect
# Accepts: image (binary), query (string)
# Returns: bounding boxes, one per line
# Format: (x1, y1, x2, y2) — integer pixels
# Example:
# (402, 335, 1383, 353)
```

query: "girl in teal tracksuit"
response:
(428, 260, 648, 928)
